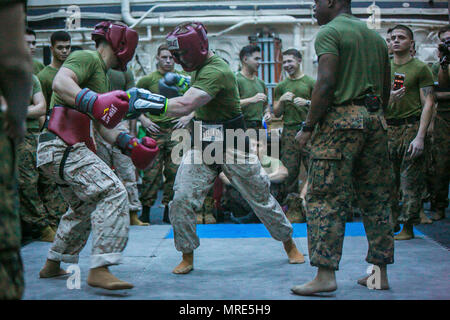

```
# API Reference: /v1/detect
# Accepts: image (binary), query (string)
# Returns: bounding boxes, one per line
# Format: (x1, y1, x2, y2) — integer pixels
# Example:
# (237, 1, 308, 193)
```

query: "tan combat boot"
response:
(130, 211, 149, 226)
(40, 225, 56, 242)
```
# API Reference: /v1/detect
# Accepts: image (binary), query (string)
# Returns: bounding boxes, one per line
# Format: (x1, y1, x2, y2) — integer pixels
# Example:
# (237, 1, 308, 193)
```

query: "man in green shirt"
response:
(237, 45, 271, 131)
(136, 44, 193, 224)
(25, 28, 45, 75)
(17, 71, 56, 244)
(0, 0, 33, 300)
(293, 0, 394, 295)
(37, 22, 158, 291)
(273, 48, 315, 204)
(37, 31, 71, 108)
(429, 25, 450, 221)
(162, 22, 304, 275)
(386, 25, 435, 240)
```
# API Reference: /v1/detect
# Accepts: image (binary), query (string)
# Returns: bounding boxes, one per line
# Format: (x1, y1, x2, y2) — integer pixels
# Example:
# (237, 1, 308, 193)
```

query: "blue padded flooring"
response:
(165, 222, 424, 239)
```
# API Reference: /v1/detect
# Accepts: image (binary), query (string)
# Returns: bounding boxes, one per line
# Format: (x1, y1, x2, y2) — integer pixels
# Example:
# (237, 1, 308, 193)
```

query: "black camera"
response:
(438, 39, 450, 67)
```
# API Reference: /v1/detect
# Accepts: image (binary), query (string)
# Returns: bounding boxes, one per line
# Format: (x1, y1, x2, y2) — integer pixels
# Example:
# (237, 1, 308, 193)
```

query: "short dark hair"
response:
(438, 25, 450, 40)
(239, 45, 261, 62)
(391, 25, 414, 40)
(282, 48, 302, 60)
(50, 31, 71, 46)
(387, 27, 393, 34)
(26, 28, 36, 38)
(157, 44, 170, 57)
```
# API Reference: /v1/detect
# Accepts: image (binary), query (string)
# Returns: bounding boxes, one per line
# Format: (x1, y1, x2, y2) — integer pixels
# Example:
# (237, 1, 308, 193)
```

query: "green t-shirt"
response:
(51, 50, 110, 109)
(386, 58, 435, 119)
(33, 58, 45, 75)
(314, 13, 388, 105)
(107, 69, 135, 91)
(431, 62, 450, 113)
(136, 70, 178, 125)
(191, 54, 242, 121)
(274, 75, 315, 125)
(236, 72, 267, 121)
(27, 74, 42, 130)
(37, 65, 58, 109)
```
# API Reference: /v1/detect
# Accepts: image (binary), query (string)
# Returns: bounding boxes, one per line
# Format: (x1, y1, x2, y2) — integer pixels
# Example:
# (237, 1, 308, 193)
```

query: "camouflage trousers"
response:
(280, 124, 310, 202)
(140, 126, 179, 207)
(306, 105, 394, 270)
(431, 113, 450, 210)
(387, 122, 424, 225)
(0, 116, 24, 299)
(95, 126, 142, 212)
(36, 135, 129, 268)
(169, 148, 293, 253)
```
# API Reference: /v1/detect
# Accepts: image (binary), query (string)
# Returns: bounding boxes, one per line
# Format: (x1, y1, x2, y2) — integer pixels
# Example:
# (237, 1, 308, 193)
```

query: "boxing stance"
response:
(38, 22, 158, 291)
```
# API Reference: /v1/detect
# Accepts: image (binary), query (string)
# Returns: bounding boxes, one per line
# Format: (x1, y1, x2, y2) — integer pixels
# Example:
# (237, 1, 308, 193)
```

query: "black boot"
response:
(163, 205, 170, 224)
(140, 206, 150, 223)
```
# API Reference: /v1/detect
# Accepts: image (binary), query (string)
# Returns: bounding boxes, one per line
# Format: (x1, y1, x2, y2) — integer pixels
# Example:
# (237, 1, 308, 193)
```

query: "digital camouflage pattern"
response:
(431, 114, 450, 210)
(140, 126, 180, 207)
(305, 105, 394, 270)
(0, 114, 24, 299)
(169, 148, 293, 253)
(95, 122, 142, 212)
(387, 122, 424, 225)
(36, 135, 129, 268)
(280, 124, 310, 201)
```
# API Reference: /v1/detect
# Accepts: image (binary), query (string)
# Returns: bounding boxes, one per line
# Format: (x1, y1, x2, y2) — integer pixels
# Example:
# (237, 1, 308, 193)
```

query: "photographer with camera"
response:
(430, 25, 450, 221)
(386, 25, 435, 240)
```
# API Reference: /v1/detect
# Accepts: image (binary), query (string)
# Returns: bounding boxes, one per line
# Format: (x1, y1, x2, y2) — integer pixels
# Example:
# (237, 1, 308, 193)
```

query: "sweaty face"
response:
(391, 29, 413, 54)
(24, 34, 37, 56)
(243, 51, 262, 73)
(157, 49, 175, 72)
(282, 55, 300, 77)
(51, 41, 71, 63)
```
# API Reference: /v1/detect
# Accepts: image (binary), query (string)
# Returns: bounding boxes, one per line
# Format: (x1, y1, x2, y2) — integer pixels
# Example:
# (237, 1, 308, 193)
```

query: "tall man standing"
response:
(37, 30, 72, 228)
(0, 0, 33, 300)
(273, 49, 315, 204)
(237, 45, 271, 132)
(387, 25, 435, 240)
(150, 22, 305, 274)
(137, 44, 193, 223)
(293, 0, 394, 295)
(430, 25, 450, 221)
(37, 22, 159, 291)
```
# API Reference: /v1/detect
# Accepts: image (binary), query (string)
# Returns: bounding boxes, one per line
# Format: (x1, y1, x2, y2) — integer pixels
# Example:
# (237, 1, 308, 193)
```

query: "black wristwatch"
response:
(301, 122, 314, 132)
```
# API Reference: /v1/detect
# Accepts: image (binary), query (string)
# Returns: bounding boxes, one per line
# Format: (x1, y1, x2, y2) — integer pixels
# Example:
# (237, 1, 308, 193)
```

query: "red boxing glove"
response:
(116, 132, 159, 170)
(75, 88, 130, 129)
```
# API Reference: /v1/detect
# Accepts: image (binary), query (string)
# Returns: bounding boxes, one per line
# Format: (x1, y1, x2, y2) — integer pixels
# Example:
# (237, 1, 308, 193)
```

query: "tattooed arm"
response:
(408, 85, 434, 159)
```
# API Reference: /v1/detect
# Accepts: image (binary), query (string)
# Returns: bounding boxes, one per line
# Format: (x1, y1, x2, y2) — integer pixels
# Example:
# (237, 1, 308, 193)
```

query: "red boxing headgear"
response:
(166, 22, 209, 72)
(92, 21, 139, 71)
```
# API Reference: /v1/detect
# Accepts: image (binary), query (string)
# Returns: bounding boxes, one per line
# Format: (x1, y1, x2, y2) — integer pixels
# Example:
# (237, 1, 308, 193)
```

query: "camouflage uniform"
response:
(95, 121, 142, 213)
(0, 114, 24, 299)
(140, 124, 179, 207)
(36, 135, 129, 268)
(306, 105, 394, 270)
(170, 148, 293, 252)
(432, 113, 450, 210)
(280, 124, 310, 199)
(387, 122, 424, 225)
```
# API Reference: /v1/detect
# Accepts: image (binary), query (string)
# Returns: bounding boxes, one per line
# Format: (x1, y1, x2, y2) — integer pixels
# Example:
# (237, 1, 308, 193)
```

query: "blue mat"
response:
(164, 222, 424, 239)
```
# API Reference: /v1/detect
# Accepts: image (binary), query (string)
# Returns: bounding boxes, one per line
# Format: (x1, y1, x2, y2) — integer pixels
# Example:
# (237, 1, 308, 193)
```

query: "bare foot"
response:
(291, 267, 337, 296)
(172, 252, 194, 274)
(87, 266, 133, 290)
(283, 238, 305, 264)
(357, 265, 390, 290)
(39, 259, 69, 278)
